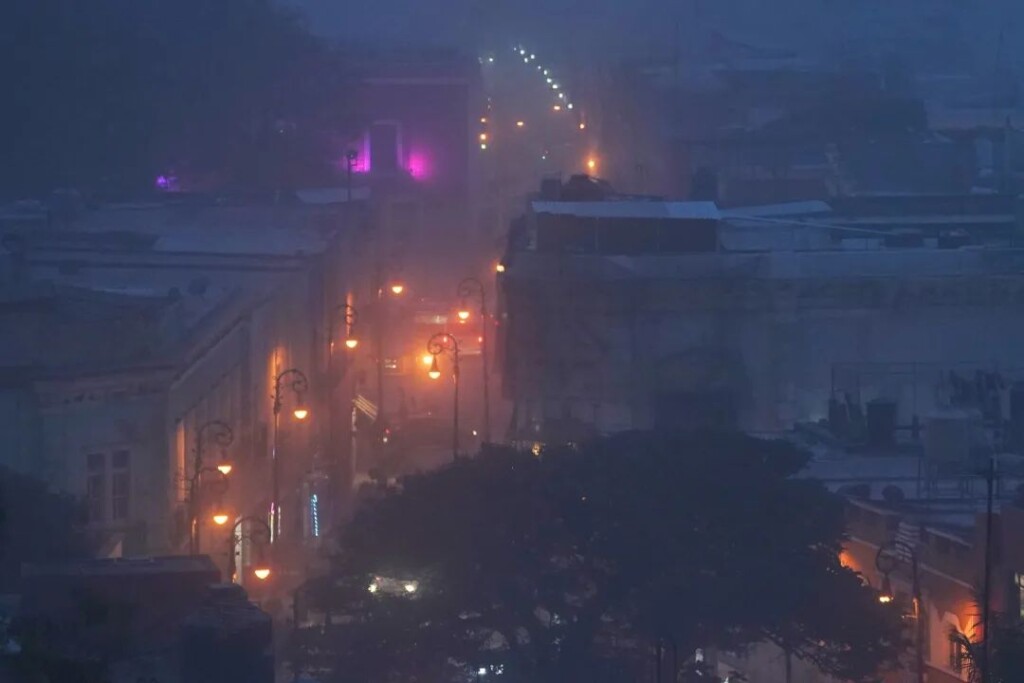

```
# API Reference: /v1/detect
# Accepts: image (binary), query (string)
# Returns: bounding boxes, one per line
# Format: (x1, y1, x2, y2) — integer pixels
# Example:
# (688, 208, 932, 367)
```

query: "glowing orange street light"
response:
(293, 401, 309, 420)
(253, 566, 271, 581)
(212, 512, 230, 526)
(878, 574, 895, 604)
(579, 122, 586, 130)
(345, 336, 359, 349)
(428, 356, 442, 380)
(421, 353, 434, 367)
(390, 283, 405, 295)
(457, 309, 470, 322)
(479, 132, 488, 142)
(216, 463, 233, 476)
(553, 105, 562, 112)
(587, 157, 597, 172)
(480, 116, 487, 124)
(495, 263, 506, 273)
(516, 120, 525, 128)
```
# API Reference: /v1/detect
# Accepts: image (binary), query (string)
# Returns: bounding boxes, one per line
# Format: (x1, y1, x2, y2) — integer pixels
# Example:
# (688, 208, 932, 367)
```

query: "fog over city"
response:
(3, 0, 1024, 681)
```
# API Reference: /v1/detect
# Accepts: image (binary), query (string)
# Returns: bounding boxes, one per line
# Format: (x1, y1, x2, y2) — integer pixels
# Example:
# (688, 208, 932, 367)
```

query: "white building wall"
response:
(504, 251, 1024, 435)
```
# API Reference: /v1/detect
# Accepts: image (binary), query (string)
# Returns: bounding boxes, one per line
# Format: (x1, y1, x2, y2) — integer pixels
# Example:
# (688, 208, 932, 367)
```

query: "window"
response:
(111, 451, 130, 521)
(949, 634, 965, 673)
(85, 450, 131, 525)
(86, 453, 106, 523)
(370, 122, 400, 173)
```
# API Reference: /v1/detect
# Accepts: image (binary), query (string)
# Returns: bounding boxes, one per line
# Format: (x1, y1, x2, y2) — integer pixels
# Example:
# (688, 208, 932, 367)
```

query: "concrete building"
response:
(499, 180, 1024, 444)
(0, 194, 366, 569)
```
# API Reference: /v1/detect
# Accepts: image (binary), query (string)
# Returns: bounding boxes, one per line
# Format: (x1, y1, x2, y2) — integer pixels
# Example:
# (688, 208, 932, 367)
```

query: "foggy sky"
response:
(287, 0, 1023, 74)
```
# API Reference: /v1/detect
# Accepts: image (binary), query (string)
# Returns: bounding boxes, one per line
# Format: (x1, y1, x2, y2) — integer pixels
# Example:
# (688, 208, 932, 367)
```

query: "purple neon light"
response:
(405, 150, 431, 180)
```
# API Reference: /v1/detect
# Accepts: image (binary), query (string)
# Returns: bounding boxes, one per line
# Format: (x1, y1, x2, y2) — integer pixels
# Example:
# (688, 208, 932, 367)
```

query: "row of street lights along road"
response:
(481, 44, 596, 172)
(423, 276, 495, 460)
(190, 274, 492, 576)
(186, 419, 273, 582)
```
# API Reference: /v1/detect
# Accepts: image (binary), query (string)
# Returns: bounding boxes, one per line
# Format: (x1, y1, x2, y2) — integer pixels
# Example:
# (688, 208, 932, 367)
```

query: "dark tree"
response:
(0, 465, 92, 590)
(953, 611, 1024, 683)
(0, 0, 343, 198)
(295, 432, 903, 682)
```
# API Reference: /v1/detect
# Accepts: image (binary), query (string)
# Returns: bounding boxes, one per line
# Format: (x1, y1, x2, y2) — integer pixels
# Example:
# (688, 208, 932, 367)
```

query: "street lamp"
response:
(187, 420, 234, 554)
(373, 267, 406, 457)
(271, 368, 310, 542)
(427, 332, 461, 460)
(227, 516, 273, 584)
(345, 149, 358, 201)
(457, 278, 491, 443)
(187, 465, 230, 554)
(329, 304, 360, 362)
(876, 541, 924, 683)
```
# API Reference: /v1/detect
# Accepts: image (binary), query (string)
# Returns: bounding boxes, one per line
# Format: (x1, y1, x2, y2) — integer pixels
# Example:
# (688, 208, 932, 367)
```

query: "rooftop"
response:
(23, 554, 218, 578)
(531, 200, 720, 221)
(0, 278, 244, 381)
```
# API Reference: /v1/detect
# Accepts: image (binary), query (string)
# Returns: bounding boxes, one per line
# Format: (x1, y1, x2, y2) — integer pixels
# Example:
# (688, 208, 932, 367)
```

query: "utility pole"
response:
(981, 454, 997, 683)
(457, 278, 491, 442)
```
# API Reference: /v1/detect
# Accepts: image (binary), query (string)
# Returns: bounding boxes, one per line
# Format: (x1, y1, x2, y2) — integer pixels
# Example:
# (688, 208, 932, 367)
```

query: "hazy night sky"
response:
(287, 0, 1021, 74)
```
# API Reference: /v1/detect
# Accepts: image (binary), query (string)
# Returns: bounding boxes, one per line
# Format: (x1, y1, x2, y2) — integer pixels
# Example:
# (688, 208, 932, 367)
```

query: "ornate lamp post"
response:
(271, 368, 310, 542)
(456, 277, 491, 443)
(227, 515, 273, 584)
(374, 268, 405, 439)
(345, 149, 358, 201)
(328, 304, 360, 385)
(427, 332, 461, 460)
(188, 465, 230, 554)
(329, 304, 360, 355)
(188, 420, 234, 554)
(876, 541, 924, 683)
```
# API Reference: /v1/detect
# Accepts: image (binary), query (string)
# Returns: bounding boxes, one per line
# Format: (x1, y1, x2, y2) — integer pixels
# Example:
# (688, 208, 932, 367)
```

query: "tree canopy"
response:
(0, 465, 92, 590)
(954, 609, 1024, 683)
(0, 0, 344, 198)
(294, 431, 904, 682)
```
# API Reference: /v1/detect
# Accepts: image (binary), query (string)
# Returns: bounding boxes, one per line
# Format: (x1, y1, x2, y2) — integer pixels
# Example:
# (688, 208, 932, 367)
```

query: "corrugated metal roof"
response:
(531, 201, 720, 220)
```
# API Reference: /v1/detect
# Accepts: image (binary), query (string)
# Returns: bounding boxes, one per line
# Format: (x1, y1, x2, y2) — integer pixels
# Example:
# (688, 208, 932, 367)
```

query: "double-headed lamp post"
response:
(188, 466, 231, 555)
(227, 515, 273, 584)
(427, 332, 461, 460)
(188, 420, 234, 554)
(876, 541, 924, 683)
(456, 278, 490, 443)
(271, 368, 310, 542)
(374, 272, 405, 443)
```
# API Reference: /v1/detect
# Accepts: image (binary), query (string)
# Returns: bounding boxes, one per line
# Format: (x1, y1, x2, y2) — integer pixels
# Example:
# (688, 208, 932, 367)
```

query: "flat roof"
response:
(721, 201, 832, 218)
(532, 200, 720, 221)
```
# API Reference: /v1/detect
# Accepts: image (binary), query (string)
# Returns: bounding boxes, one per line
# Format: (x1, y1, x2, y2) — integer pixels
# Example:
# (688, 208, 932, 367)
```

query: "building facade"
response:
(0, 196, 366, 570)
(499, 185, 1024, 443)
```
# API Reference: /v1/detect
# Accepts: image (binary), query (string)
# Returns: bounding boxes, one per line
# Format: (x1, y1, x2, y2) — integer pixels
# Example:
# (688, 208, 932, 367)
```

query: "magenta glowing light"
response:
(154, 174, 179, 191)
(339, 135, 371, 174)
(405, 150, 432, 180)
